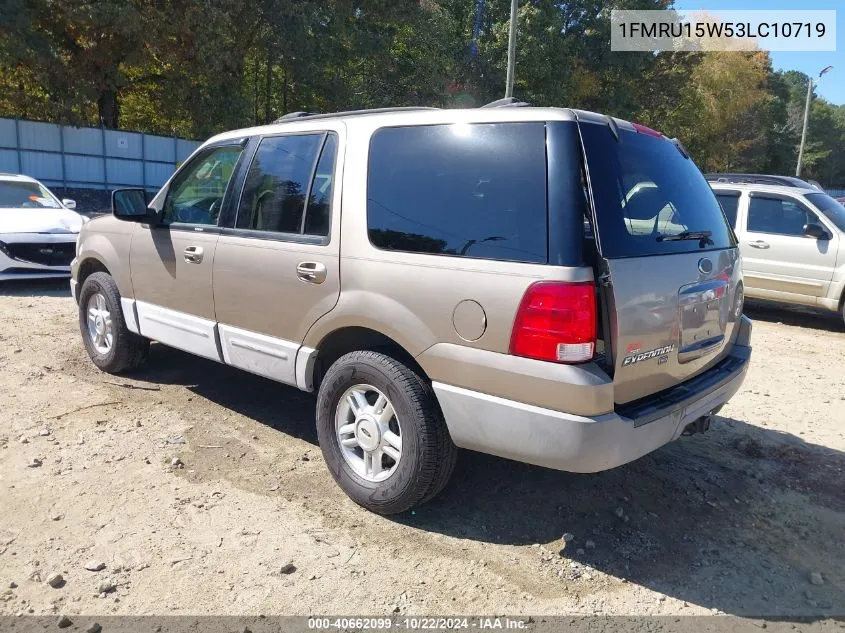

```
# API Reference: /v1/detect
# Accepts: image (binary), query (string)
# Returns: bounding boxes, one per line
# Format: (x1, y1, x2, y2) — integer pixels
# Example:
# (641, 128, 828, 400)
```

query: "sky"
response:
(672, 0, 843, 105)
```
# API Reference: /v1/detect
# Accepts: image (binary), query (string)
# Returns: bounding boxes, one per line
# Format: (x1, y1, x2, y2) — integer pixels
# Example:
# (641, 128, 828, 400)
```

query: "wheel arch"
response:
(311, 326, 429, 391)
(77, 257, 111, 290)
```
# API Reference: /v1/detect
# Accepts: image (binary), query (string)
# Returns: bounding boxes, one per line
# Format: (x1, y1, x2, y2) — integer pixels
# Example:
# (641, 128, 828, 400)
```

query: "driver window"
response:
(747, 197, 816, 236)
(163, 145, 243, 225)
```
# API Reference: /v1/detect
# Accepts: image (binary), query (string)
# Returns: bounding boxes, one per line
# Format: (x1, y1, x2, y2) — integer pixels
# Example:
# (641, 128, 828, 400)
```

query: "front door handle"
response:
(296, 261, 327, 284)
(748, 240, 770, 249)
(184, 246, 204, 263)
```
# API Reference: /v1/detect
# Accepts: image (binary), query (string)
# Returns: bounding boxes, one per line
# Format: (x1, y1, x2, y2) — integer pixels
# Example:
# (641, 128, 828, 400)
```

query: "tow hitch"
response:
(682, 415, 711, 436)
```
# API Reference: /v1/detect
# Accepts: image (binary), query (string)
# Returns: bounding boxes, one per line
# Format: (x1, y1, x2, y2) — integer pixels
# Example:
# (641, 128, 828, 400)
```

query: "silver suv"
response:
(71, 106, 752, 514)
(711, 182, 845, 324)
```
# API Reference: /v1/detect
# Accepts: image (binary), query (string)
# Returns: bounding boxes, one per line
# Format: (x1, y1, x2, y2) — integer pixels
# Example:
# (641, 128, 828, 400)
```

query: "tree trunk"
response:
(264, 47, 273, 123)
(98, 88, 119, 129)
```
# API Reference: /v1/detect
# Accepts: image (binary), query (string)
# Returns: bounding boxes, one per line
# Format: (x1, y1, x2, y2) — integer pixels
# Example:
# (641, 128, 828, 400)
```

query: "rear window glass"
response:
(805, 192, 845, 232)
(714, 193, 740, 228)
(580, 124, 734, 258)
(367, 123, 548, 264)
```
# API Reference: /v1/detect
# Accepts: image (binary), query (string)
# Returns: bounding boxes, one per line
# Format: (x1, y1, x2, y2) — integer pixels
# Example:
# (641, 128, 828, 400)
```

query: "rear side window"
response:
(747, 196, 816, 236)
(237, 133, 337, 237)
(579, 123, 734, 258)
(714, 193, 740, 228)
(367, 123, 548, 263)
(303, 134, 337, 237)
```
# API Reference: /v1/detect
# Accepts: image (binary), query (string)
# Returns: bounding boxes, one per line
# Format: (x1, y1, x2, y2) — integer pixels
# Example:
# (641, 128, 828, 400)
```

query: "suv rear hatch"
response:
(575, 113, 743, 405)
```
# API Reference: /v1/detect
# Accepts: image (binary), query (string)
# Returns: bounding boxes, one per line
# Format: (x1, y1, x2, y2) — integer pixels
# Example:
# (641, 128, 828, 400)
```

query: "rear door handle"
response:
(184, 246, 204, 263)
(748, 240, 770, 249)
(296, 261, 327, 284)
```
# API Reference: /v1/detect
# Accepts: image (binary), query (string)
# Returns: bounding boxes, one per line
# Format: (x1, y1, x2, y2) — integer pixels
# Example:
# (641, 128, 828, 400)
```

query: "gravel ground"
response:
(0, 281, 843, 617)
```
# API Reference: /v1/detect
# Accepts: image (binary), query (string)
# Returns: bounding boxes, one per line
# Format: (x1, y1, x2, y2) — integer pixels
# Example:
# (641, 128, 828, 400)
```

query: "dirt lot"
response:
(0, 280, 843, 617)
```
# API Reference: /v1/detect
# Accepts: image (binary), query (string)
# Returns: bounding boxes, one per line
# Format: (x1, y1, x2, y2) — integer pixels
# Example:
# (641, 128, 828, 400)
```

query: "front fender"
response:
(74, 216, 135, 298)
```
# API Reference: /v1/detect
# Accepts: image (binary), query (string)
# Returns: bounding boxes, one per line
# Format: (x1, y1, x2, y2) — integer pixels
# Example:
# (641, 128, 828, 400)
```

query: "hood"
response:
(0, 207, 83, 235)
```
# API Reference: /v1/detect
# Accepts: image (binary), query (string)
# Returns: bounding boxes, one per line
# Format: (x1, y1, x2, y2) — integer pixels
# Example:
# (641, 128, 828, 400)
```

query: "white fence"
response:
(0, 118, 202, 192)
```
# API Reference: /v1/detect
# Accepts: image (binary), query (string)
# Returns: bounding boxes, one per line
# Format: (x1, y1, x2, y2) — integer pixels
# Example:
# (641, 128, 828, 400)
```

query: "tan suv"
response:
(71, 105, 752, 514)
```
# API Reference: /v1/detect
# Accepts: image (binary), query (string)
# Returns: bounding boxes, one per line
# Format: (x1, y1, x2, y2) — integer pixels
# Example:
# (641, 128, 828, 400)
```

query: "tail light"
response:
(632, 122, 663, 138)
(509, 281, 596, 364)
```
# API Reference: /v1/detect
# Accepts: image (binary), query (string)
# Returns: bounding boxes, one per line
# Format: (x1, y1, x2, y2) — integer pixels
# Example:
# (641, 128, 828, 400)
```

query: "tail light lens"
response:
(632, 122, 664, 138)
(509, 281, 596, 364)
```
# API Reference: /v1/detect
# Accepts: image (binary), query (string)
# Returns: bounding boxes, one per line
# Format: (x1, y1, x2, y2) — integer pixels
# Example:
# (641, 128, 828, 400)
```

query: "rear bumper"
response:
(433, 317, 751, 473)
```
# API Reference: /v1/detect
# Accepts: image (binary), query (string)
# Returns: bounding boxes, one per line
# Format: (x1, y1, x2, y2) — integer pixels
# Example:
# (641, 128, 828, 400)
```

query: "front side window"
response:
(805, 192, 845, 232)
(367, 123, 548, 264)
(237, 133, 337, 237)
(747, 197, 816, 236)
(163, 145, 243, 225)
(714, 193, 740, 228)
(0, 180, 61, 209)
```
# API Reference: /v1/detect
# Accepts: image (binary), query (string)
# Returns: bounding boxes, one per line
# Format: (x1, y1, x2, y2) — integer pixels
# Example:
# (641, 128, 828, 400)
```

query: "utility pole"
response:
(797, 65, 833, 177)
(505, 0, 518, 98)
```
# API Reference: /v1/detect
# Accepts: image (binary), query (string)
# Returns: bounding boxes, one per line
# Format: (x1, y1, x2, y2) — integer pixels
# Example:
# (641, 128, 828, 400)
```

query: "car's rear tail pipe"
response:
(682, 415, 711, 436)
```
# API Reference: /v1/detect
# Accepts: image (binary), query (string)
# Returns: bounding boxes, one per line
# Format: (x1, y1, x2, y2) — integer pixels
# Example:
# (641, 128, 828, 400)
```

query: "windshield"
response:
(580, 123, 734, 258)
(805, 192, 845, 232)
(0, 181, 62, 209)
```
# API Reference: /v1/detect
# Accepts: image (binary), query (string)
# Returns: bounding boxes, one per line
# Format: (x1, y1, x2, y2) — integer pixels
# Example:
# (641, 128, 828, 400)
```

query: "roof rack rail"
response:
(274, 111, 311, 122)
(481, 97, 531, 108)
(272, 106, 439, 124)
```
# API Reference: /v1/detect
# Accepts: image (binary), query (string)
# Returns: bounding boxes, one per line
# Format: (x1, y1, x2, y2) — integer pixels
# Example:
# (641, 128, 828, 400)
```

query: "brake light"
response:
(509, 281, 596, 364)
(633, 122, 663, 138)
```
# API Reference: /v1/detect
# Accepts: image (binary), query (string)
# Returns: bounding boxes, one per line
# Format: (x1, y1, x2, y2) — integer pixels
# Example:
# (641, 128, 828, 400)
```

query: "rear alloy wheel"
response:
(335, 384, 403, 482)
(78, 272, 149, 374)
(316, 351, 457, 514)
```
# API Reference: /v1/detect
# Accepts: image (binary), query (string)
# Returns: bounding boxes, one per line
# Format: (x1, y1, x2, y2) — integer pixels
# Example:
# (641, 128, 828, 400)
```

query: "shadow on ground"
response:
(0, 278, 71, 298)
(744, 300, 845, 333)
(401, 415, 845, 617)
(132, 342, 319, 445)
(122, 343, 845, 617)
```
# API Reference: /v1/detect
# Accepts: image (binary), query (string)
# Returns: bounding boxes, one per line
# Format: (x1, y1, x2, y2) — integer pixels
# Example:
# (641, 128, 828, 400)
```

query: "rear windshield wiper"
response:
(656, 230, 713, 246)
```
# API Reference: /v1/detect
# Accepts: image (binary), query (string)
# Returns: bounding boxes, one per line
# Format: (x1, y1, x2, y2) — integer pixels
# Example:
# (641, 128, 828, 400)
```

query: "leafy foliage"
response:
(1, 0, 843, 185)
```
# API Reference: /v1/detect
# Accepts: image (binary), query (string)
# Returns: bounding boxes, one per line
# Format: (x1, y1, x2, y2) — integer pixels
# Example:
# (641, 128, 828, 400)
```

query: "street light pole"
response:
(796, 65, 833, 177)
(505, 0, 518, 98)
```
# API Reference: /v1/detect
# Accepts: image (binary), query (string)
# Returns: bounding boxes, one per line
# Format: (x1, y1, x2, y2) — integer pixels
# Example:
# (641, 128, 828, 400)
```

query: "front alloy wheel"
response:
(78, 271, 149, 374)
(86, 292, 114, 354)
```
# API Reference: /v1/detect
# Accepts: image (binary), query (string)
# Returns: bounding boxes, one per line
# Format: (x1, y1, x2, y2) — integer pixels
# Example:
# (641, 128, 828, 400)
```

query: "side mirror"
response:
(803, 223, 830, 240)
(112, 188, 157, 224)
(61, 198, 77, 210)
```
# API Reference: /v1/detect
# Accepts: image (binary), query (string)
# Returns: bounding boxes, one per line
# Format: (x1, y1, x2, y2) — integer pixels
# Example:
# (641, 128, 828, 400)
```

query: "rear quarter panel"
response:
(302, 115, 611, 414)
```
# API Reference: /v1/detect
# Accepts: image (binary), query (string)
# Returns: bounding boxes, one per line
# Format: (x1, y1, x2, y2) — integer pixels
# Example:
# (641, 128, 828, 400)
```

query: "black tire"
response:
(316, 351, 457, 515)
(78, 272, 149, 374)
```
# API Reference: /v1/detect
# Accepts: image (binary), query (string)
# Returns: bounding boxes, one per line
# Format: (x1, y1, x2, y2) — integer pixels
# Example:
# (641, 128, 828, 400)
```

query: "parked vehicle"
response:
(711, 182, 845, 323)
(835, 196, 845, 205)
(705, 173, 823, 191)
(71, 106, 751, 514)
(0, 173, 82, 281)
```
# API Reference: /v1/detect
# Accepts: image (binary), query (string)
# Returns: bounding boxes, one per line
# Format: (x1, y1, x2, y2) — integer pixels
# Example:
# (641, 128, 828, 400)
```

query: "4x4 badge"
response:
(622, 344, 676, 367)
